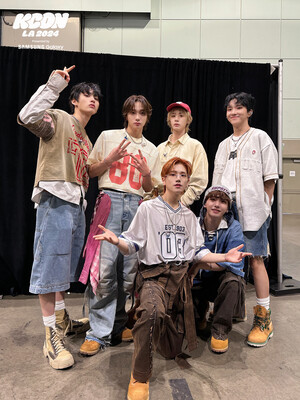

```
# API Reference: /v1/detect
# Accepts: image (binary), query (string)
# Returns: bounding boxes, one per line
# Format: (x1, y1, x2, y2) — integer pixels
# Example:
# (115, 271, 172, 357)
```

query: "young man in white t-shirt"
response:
(79, 95, 161, 356)
(212, 92, 278, 347)
(94, 157, 250, 400)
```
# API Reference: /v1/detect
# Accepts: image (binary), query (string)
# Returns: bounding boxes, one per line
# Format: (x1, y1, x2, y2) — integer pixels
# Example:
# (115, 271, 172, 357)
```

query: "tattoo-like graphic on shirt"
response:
(67, 125, 91, 190)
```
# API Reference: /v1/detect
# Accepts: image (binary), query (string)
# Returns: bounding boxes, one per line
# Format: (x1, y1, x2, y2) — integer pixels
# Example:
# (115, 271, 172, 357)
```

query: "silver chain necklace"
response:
(162, 197, 182, 227)
(125, 130, 146, 147)
(160, 197, 191, 253)
(162, 197, 191, 248)
(231, 129, 250, 148)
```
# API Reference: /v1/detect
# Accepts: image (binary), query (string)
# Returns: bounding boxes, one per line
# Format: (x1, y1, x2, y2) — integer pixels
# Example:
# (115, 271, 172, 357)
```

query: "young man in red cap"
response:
(157, 101, 208, 206)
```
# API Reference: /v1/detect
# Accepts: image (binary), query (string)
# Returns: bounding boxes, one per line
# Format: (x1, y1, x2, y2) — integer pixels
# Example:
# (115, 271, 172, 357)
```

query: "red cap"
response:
(166, 101, 191, 114)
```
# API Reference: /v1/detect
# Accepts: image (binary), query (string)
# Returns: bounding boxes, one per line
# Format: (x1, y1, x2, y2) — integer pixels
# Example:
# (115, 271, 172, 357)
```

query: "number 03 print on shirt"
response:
(161, 230, 187, 260)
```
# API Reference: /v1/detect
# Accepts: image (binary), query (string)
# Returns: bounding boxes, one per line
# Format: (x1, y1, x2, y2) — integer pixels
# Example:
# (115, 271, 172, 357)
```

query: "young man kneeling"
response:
(94, 157, 250, 400)
(190, 186, 246, 353)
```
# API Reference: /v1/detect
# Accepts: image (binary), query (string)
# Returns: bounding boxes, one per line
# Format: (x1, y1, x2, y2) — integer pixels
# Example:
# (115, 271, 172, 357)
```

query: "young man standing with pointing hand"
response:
(18, 65, 101, 369)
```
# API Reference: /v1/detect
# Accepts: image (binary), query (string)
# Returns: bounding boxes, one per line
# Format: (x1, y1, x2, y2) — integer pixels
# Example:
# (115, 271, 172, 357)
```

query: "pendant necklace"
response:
(229, 129, 250, 160)
(161, 196, 190, 252)
(162, 196, 182, 227)
(124, 130, 146, 147)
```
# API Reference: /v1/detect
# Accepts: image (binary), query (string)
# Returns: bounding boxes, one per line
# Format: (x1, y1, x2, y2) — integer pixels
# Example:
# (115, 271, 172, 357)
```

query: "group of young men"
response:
(18, 65, 278, 400)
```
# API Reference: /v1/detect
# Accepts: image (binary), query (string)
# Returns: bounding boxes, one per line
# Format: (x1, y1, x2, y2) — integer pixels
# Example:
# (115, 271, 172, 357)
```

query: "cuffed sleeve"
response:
(17, 73, 68, 140)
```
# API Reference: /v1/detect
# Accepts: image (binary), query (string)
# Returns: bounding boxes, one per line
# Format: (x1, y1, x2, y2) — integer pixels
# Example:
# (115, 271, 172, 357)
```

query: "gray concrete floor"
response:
(1, 215, 299, 400)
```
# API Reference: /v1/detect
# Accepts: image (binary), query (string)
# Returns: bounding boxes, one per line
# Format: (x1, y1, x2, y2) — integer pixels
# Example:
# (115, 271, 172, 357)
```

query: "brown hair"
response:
(167, 107, 193, 133)
(161, 157, 192, 178)
(205, 190, 230, 207)
(122, 95, 152, 129)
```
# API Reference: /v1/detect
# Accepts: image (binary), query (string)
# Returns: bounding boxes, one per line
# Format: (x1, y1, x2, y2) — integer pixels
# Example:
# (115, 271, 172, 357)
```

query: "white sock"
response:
(256, 296, 270, 310)
(55, 300, 66, 311)
(43, 314, 56, 329)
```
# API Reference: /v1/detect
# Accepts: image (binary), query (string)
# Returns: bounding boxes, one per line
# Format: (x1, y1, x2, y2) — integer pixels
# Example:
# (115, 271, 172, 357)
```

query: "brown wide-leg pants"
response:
(131, 280, 184, 383)
(192, 270, 245, 337)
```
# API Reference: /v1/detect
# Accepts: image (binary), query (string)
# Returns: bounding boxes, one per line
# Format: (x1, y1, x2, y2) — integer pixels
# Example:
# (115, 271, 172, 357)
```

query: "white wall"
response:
(83, 0, 300, 139)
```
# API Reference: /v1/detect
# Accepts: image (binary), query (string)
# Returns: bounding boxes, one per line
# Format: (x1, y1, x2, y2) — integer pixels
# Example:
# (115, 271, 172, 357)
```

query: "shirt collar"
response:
(201, 217, 228, 231)
(167, 132, 190, 145)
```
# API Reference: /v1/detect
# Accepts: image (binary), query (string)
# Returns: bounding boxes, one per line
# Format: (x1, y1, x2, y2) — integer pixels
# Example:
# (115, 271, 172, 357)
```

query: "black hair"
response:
(224, 92, 255, 112)
(69, 82, 102, 113)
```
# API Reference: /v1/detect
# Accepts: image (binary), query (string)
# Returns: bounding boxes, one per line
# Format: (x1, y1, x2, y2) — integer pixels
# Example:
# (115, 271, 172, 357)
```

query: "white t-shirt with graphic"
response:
(88, 128, 161, 196)
(120, 196, 210, 265)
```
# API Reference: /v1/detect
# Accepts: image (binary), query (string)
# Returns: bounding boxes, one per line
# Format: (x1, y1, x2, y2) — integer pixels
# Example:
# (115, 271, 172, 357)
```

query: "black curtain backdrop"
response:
(0, 46, 277, 295)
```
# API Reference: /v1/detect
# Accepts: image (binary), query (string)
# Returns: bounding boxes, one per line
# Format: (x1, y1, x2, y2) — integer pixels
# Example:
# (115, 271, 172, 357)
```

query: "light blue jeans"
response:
(86, 190, 141, 345)
(30, 191, 85, 294)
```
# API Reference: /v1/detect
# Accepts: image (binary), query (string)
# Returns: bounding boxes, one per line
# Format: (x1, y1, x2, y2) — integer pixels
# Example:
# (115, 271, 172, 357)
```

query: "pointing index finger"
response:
(65, 65, 75, 73)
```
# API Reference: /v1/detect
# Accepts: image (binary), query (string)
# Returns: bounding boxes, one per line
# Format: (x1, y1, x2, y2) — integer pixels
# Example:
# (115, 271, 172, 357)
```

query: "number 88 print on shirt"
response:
(87, 129, 162, 196)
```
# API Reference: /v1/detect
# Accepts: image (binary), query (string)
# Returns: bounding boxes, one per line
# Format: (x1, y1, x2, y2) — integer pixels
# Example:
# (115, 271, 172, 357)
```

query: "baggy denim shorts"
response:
(29, 191, 85, 294)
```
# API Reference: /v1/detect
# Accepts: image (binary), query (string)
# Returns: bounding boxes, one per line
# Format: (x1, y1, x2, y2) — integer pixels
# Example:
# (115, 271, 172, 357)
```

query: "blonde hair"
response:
(167, 107, 193, 133)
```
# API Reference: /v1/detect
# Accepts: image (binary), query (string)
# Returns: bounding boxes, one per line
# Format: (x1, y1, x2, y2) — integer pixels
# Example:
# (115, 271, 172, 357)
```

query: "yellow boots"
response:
(247, 305, 273, 347)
